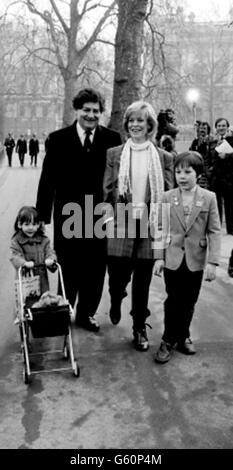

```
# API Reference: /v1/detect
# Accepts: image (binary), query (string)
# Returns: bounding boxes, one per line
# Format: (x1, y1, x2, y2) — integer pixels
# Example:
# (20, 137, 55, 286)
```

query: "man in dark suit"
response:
(36, 88, 122, 331)
(4, 133, 15, 167)
(29, 134, 39, 167)
(16, 134, 27, 167)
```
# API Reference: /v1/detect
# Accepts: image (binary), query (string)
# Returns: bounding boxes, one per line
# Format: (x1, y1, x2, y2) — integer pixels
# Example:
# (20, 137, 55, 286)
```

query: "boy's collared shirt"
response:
(180, 185, 197, 226)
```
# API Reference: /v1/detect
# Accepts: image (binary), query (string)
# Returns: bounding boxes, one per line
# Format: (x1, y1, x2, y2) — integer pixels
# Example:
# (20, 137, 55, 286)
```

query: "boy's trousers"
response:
(162, 257, 203, 345)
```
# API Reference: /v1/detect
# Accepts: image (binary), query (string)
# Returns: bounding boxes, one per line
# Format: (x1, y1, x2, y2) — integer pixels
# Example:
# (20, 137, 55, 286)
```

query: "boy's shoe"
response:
(176, 338, 196, 355)
(154, 341, 173, 363)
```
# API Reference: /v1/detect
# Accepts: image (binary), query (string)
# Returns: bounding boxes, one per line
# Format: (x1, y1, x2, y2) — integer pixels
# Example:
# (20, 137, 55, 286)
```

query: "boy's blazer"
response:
(163, 185, 221, 271)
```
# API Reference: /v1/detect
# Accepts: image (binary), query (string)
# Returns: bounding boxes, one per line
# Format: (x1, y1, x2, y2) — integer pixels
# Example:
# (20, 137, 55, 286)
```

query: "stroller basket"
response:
(28, 304, 70, 338)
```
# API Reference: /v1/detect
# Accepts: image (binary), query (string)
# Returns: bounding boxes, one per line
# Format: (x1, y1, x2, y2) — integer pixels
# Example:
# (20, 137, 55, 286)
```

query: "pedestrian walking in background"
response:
(16, 134, 27, 167)
(160, 134, 177, 161)
(156, 108, 179, 147)
(36, 88, 122, 332)
(154, 151, 221, 364)
(209, 118, 233, 234)
(103, 100, 174, 351)
(189, 121, 213, 189)
(4, 133, 15, 167)
(29, 134, 39, 167)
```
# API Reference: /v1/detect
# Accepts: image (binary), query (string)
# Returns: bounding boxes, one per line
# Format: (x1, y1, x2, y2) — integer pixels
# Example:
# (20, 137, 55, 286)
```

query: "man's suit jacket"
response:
(162, 185, 221, 271)
(36, 120, 121, 254)
(103, 143, 174, 259)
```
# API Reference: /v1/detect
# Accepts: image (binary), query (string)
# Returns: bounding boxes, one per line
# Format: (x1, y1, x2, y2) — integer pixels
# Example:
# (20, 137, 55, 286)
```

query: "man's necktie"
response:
(83, 130, 92, 152)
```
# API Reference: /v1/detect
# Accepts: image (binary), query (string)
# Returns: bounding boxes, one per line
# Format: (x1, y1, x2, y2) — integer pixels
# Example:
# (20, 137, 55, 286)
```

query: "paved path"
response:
(0, 155, 233, 452)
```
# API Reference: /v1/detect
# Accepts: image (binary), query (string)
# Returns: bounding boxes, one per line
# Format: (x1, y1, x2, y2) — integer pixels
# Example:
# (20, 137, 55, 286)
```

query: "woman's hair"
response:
(174, 151, 204, 176)
(14, 206, 44, 234)
(123, 100, 157, 138)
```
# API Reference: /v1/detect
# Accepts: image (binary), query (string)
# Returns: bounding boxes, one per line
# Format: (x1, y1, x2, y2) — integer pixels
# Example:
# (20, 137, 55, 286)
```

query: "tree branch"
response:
(80, 0, 116, 56)
(49, 0, 69, 35)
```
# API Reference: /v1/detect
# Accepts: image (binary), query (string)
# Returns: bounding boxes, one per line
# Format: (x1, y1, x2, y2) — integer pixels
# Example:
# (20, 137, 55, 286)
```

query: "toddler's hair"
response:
(174, 151, 204, 176)
(14, 206, 44, 234)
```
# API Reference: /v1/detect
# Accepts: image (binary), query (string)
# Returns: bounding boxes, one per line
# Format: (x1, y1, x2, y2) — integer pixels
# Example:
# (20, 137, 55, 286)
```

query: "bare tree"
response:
(18, 0, 117, 126)
(109, 0, 149, 135)
(188, 26, 233, 128)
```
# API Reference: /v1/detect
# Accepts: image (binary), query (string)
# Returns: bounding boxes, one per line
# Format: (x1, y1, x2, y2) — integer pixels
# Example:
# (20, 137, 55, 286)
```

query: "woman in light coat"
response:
(103, 101, 173, 351)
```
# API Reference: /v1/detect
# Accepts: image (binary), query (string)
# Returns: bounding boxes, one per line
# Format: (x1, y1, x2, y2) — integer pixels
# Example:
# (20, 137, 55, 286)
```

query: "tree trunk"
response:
(109, 0, 149, 136)
(62, 71, 77, 127)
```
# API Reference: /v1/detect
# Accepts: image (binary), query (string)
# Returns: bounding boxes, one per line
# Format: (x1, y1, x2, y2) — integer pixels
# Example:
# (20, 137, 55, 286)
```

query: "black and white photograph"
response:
(0, 0, 233, 461)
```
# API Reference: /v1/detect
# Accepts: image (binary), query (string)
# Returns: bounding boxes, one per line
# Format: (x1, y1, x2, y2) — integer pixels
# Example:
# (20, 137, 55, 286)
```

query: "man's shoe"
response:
(154, 341, 173, 363)
(176, 338, 196, 355)
(133, 325, 150, 351)
(109, 304, 121, 325)
(75, 316, 100, 332)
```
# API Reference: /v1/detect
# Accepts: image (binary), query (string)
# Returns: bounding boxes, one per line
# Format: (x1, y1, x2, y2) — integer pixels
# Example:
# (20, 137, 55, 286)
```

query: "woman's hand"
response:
(205, 263, 216, 281)
(154, 259, 164, 277)
(24, 261, 34, 269)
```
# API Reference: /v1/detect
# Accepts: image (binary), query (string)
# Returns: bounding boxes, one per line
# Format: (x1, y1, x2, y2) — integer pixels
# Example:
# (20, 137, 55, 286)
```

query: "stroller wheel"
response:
(73, 362, 80, 378)
(63, 345, 70, 360)
(23, 369, 31, 385)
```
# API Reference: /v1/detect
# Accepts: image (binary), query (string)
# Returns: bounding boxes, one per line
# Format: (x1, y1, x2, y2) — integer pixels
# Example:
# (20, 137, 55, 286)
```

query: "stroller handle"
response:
(18, 262, 68, 303)
(19, 262, 58, 269)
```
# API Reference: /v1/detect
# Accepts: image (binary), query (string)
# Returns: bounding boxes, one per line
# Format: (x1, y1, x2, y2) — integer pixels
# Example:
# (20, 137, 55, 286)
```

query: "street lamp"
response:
(186, 88, 200, 137)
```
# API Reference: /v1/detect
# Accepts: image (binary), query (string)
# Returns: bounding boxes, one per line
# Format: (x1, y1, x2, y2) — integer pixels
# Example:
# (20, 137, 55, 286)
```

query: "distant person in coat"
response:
(36, 88, 122, 332)
(189, 121, 213, 189)
(209, 117, 233, 234)
(29, 134, 39, 167)
(4, 133, 15, 167)
(16, 134, 27, 167)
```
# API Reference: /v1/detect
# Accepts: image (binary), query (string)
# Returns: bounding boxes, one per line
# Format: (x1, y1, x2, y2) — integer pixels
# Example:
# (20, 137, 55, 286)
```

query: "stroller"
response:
(16, 263, 80, 384)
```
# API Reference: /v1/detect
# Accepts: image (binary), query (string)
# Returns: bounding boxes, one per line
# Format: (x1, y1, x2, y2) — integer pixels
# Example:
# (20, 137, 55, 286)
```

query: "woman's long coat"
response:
(103, 144, 174, 259)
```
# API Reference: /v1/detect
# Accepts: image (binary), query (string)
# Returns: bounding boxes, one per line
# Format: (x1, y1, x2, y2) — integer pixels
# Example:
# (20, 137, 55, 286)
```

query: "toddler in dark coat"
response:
(10, 206, 57, 317)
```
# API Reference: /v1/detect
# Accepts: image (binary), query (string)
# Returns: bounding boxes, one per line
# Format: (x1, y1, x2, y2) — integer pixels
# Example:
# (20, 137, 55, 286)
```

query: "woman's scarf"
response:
(118, 138, 164, 227)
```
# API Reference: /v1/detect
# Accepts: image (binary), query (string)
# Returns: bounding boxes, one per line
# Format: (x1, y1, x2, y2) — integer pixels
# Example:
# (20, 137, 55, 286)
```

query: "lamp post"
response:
(186, 88, 200, 138)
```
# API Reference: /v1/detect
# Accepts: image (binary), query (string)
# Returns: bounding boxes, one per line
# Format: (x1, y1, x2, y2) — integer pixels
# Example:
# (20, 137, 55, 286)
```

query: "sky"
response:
(1, 0, 233, 22)
(185, 0, 233, 21)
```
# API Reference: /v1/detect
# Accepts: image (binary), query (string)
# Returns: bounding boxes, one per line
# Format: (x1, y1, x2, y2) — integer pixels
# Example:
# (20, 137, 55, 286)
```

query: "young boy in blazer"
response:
(154, 151, 221, 363)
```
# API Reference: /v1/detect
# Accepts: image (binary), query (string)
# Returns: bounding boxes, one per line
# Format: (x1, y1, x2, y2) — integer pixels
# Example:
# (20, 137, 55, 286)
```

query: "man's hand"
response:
(154, 259, 164, 277)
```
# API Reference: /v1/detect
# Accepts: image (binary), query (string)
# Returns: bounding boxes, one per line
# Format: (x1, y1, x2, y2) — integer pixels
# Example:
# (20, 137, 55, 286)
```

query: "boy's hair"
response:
(72, 88, 105, 113)
(14, 206, 44, 234)
(174, 151, 204, 176)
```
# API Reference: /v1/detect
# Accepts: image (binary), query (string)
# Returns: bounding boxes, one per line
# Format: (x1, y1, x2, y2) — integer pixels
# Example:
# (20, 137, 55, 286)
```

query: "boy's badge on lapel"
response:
(173, 196, 179, 206)
(196, 200, 203, 207)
